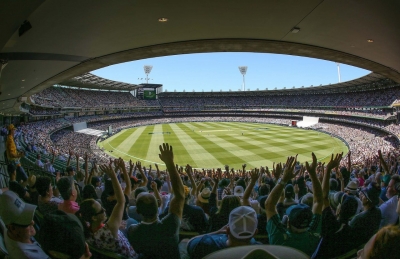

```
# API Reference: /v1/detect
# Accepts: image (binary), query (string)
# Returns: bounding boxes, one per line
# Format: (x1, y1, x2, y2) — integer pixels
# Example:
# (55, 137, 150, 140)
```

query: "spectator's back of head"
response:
(329, 178, 338, 191)
(286, 204, 312, 231)
(338, 195, 358, 224)
(258, 184, 270, 196)
(39, 210, 86, 259)
(136, 192, 158, 219)
(285, 184, 294, 199)
(360, 225, 400, 259)
(57, 177, 74, 200)
(134, 186, 148, 199)
(36, 176, 51, 197)
(217, 195, 241, 217)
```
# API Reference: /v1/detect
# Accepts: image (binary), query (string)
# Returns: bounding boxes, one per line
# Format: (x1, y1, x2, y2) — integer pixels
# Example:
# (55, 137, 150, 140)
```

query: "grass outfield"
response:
(98, 122, 348, 169)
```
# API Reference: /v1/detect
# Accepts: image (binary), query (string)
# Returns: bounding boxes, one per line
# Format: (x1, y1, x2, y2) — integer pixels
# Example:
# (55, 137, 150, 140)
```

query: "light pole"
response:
(336, 62, 341, 83)
(144, 65, 153, 84)
(238, 66, 248, 91)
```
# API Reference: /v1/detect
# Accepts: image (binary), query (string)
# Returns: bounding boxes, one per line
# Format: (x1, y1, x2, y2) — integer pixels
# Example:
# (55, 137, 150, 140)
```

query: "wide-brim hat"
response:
(344, 181, 358, 194)
(198, 188, 211, 203)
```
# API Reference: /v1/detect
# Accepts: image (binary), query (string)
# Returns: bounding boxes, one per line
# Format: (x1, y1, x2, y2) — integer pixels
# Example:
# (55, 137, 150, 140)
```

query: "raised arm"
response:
(84, 153, 89, 184)
(99, 163, 124, 238)
(186, 164, 197, 196)
(128, 159, 134, 177)
(75, 153, 80, 174)
(119, 159, 131, 197)
(322, 153, 343, 210)
(243, 169, 259, 206)
(265, 156, 297, 220)
(378, 150, 389, 174)
(347, 151, 351, 173)
(151, 181, 162, 208)
(306, 153, 323, 215)
(136, 161, 148, 187)
(155, 163, 161, 179)
(159, 143, 184, 219)
(66, 149, 73, 167)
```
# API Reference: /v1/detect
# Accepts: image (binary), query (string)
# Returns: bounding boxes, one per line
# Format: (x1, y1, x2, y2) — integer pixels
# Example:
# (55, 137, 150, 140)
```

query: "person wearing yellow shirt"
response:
(6, 124, 28, 185)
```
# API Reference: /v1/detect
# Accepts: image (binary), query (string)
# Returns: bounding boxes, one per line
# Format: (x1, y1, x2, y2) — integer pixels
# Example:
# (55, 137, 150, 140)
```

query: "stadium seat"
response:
(87, 244, 128, 259)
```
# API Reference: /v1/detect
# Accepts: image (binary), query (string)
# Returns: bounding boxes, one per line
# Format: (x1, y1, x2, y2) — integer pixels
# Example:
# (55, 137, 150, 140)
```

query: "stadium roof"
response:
(59, 73, 139, 91)
(1, 1, 400, 114)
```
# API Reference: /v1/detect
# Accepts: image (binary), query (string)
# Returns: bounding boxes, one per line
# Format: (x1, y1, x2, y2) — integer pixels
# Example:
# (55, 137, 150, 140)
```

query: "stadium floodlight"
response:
(336, 62, 341, 83)
(238, 66, 248, 91)
(144, 65, 153, 84)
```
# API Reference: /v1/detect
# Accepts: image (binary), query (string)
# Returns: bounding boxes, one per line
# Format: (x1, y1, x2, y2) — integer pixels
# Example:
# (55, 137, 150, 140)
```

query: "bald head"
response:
(136, 192, 158, 218)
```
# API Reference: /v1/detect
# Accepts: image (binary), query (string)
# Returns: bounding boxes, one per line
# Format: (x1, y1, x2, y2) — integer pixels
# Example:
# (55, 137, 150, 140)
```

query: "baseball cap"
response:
(234, 186, 244, 197)
(130, 176, 142, 185)
(203, 245, 309, 259)
(39, 210, 86, 259)
(0, 190, 36, 225)
(228, 206, 258, 239)
(286, 204, 312, 229)
(382, 174, 391, 185)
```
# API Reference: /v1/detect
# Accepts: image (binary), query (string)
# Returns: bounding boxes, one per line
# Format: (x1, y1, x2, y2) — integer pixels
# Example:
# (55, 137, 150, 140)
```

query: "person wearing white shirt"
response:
(379, 175, 400, 228)
(35, 154, 44, 168)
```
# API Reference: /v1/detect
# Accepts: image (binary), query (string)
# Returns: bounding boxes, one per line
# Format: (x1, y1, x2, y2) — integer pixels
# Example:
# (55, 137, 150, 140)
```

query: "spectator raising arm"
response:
(119, 158, 131, 197)
(306, 153, 323, 215)
(322, 153, 343, 210)
(136, 161, 148, 187)
(243, 168, 259, 206)
(159, 143, 185, 219)
(186, 164, 197, 196)
(378, 150, 389, 175)
(265, 156, 298, 220)
(99, 162, 125, 238)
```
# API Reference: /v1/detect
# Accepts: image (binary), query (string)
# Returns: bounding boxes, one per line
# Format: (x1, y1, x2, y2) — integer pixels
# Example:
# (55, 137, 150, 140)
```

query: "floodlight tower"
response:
(144, 65, 153, 84)
(238, 66, 248, 91)
(336, 62, 341, 83)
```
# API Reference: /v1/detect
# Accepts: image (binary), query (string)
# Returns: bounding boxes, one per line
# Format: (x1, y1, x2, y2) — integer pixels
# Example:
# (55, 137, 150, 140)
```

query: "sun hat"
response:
(198, 188, 211, 203)
(203, 245, 309, 259)
(234, 186, 244, 197)
(360, 182, 380, 206)
(286, 203, 312, 229)
(39, 210, 85, 259)
(344, 181, 358, 195)
(228, 206, 258, 239)
(0, 190, 36, 225)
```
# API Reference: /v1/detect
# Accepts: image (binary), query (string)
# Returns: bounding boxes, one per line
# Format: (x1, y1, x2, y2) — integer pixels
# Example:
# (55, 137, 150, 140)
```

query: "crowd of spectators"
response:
(2, 139, 400, 258)
(31, 87, 159, 108)
(159, 85, 400, 108)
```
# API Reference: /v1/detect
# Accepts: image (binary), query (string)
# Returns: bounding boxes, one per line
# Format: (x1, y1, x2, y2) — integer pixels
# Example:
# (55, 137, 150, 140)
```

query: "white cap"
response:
(0, 191, 36, 225)
(229, 206, 257, 239)
(234, 186, 244, 197)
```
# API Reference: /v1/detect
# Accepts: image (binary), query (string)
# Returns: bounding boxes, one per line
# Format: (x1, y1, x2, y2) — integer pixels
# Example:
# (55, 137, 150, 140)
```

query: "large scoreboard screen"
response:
(143, 89, 157, 100)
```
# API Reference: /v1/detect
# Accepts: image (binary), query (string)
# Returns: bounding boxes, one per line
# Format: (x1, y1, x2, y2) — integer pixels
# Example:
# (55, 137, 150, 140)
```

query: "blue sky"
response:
(91, 53, 370, 92)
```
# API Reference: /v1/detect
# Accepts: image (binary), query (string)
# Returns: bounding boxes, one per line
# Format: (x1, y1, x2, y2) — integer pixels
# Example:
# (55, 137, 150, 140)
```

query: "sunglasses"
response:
(94, 207, 105, 216)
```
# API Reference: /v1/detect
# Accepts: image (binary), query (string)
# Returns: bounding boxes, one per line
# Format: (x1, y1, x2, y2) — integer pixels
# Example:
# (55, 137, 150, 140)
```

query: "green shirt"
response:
(267, 213, 322, 256)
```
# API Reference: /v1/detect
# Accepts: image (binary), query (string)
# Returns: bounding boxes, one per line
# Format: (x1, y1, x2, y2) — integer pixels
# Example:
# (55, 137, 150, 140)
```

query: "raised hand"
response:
(150, 181, 157, 191)
(327, 153, 343, 171)
(159, 143, 174, 165)
(282, 155, 298, 182)
(136, 161, 142, 172)
(273, 162, 282, 180)
(249, 168, 260, 183)
(99, 163, 116, 179)
(306, 152, 318, 175)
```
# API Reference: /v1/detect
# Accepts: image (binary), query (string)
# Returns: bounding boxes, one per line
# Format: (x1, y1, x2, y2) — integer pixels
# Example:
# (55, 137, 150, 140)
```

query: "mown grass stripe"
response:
(177, 123, 252, 168)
